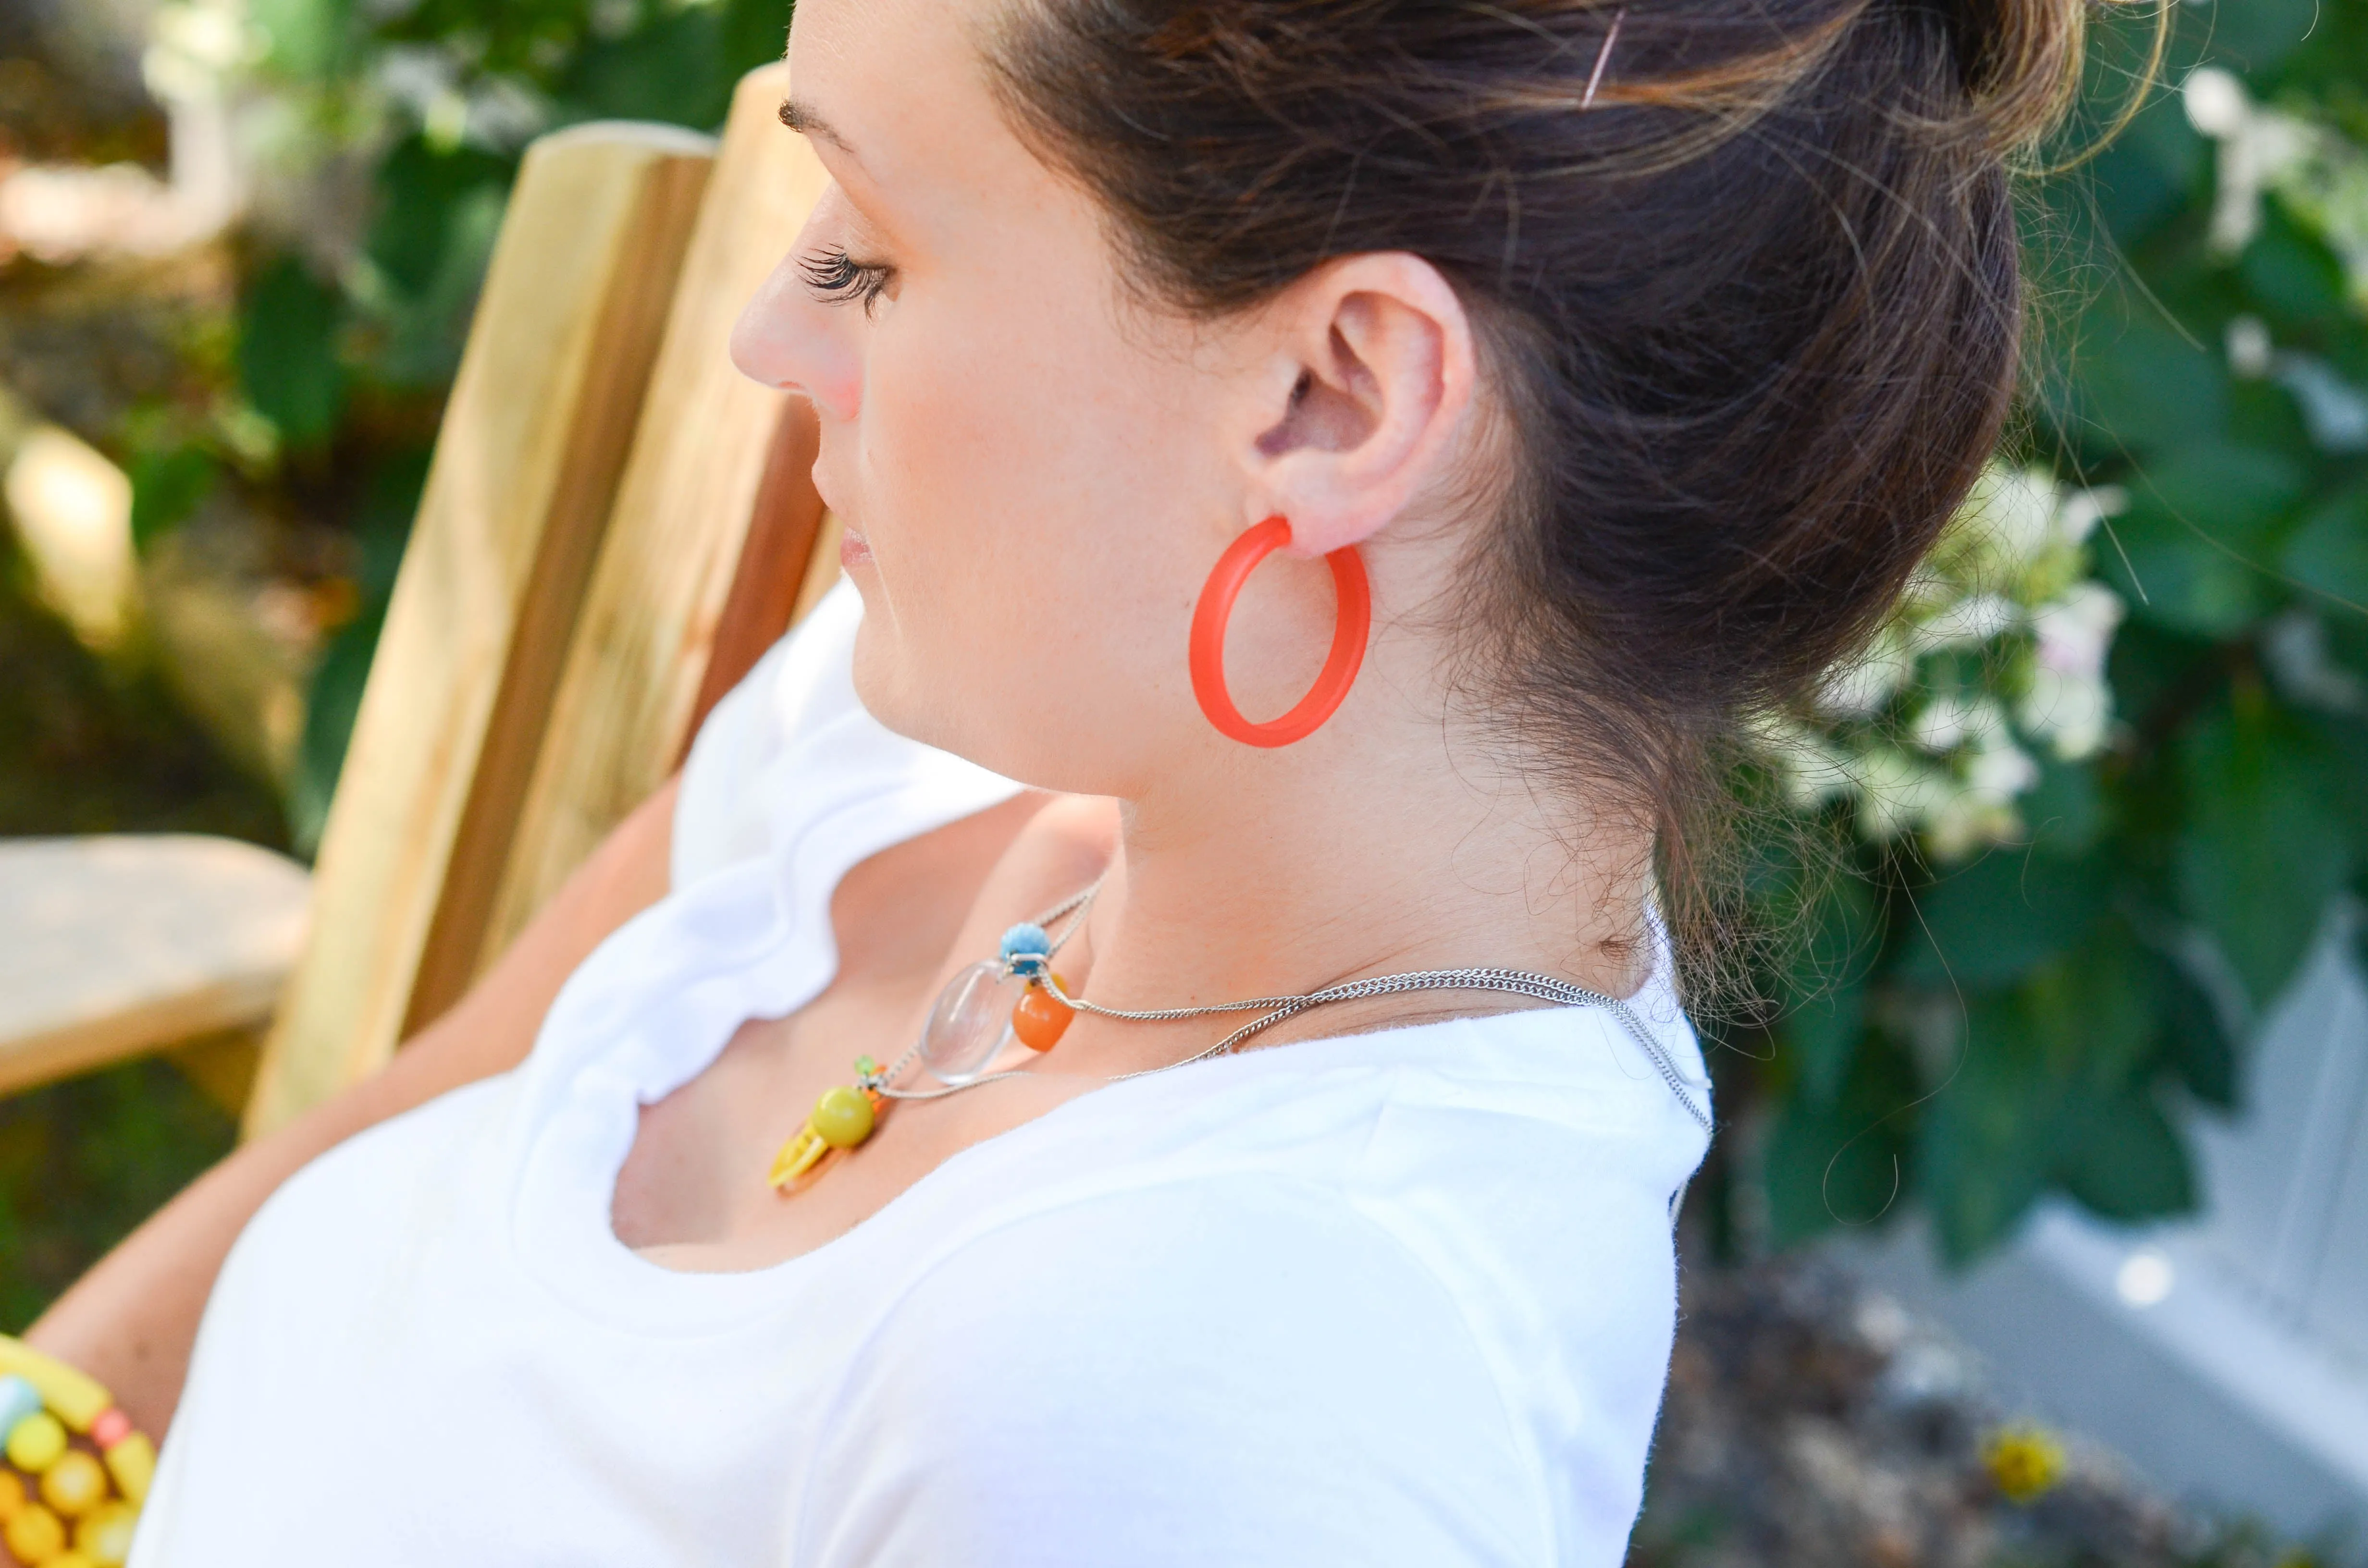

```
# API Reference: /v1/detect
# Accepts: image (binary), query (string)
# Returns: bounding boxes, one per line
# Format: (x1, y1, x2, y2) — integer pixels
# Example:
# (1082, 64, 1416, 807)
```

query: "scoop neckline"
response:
(507, 993, 1701, 1339)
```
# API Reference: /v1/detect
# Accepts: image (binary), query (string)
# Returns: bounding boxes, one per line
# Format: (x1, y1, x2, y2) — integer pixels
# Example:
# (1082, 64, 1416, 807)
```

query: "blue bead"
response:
(0, 1374, 38, 1435)
(999, 922, 1050, 977)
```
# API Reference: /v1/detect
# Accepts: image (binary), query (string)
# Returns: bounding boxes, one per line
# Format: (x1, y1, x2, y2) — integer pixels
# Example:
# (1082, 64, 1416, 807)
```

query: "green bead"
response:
(853, 1055, 881, 1078)
(811, 1085, 876, 1150)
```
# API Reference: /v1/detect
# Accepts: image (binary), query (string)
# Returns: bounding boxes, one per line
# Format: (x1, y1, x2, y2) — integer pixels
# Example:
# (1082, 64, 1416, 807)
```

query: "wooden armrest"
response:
(0, 836, 310, 1097)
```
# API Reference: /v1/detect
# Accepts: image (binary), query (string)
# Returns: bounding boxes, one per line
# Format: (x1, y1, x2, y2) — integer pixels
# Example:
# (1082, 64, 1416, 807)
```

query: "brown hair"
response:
(986, 0, 2092, 997)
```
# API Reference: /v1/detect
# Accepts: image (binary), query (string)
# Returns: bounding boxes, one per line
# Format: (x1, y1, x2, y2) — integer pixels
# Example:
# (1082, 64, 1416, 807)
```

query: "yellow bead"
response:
(811, 1086, 876, 1150)
(5, 1500, 66, 1563)
(8, 1411, 67, 1472)
(52, 1554, 96, 1568)
(99, 1434, 152, 1508)
(74, 1502, 137, 1567)
(0, 1342, 111, 1433)
(38, 1451, 105, 1518)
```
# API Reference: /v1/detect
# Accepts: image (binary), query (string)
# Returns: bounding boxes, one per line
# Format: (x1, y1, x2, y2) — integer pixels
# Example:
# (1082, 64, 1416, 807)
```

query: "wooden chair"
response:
(0, 63, 842, 1139)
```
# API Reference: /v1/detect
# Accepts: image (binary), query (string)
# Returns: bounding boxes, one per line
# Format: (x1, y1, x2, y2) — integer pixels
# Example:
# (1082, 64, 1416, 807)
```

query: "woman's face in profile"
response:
(733, 0, 1332, 798)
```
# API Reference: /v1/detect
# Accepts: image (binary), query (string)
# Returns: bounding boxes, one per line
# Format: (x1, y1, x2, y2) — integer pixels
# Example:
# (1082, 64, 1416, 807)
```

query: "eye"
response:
(798, 246, 895, 315)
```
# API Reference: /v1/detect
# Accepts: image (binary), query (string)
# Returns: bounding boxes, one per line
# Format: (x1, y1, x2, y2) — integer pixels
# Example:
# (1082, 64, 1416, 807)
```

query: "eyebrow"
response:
(778, 98, 851, 153)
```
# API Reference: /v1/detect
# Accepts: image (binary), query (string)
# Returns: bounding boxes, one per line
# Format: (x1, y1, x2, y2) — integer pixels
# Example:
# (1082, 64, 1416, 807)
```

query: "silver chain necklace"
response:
(770, 879, 1712, 1193)
(863, 881, 1712, 1127)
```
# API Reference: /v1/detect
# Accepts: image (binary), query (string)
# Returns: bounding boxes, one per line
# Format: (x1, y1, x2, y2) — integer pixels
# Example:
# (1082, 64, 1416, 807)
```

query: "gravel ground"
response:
(1629, 1250, 2334, 1568)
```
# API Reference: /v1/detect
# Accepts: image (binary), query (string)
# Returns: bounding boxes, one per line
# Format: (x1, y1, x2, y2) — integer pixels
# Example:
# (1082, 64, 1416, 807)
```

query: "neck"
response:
(1072, 712, 1656, 1054)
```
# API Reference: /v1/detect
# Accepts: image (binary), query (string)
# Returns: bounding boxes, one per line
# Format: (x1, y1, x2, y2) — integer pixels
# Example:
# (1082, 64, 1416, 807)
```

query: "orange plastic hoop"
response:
(1188, 516, 1371, 747)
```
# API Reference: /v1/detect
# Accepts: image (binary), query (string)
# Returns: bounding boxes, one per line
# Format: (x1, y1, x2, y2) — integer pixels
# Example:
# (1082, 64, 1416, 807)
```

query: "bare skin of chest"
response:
(611, 792, 1123, 1273)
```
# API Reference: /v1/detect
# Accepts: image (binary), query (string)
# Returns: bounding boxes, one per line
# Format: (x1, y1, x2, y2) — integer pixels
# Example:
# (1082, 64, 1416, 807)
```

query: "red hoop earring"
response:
(1189, 516, 1371, 747)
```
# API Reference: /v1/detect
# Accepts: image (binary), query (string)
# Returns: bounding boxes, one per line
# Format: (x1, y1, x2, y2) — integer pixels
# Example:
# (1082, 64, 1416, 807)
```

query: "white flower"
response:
(1911, 592, 2021, 652)
(1855, 746, 1955, 842)
(1818, 628, 1915, 719)
(1910, 693, 2011, 754)
(2020, 667, 2113, 760)
(1965, 732, 2040, 803)
(2032, 582, 2124, 684)
(2182, 67, 2247, 139)
(1965, 465, 2060, 575)
(2053, 486, 2125, 551)
(1752, 716, 1857, 810)
(2181, 68, 2323, 258)
(2227, 315, 2274, 379)
(1924, 794, 2023, 862)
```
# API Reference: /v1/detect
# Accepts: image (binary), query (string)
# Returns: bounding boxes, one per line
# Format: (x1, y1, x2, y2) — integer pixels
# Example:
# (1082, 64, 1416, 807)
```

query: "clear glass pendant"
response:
(919, 960, 1022, 1086)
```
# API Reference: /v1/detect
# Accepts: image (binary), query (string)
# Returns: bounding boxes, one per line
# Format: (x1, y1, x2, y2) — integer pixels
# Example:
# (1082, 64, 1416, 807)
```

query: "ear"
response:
(1243, 253, 1480, 559)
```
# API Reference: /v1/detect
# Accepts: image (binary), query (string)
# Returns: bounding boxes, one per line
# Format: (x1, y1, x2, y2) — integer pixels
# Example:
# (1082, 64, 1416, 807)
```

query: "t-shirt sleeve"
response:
(791, 1177, 1561, 1568)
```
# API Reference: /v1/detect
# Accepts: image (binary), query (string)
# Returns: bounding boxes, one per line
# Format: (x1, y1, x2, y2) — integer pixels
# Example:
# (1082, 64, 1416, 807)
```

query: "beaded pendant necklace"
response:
(766, 881, 1713, 1194)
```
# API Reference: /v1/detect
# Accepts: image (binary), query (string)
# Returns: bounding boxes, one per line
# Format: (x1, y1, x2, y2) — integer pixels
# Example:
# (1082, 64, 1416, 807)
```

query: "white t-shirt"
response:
(136, 583, 1712, 1567)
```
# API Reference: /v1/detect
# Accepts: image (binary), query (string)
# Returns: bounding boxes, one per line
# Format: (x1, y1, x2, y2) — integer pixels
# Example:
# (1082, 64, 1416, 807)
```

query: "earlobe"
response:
(1250, 255, 1477, 558)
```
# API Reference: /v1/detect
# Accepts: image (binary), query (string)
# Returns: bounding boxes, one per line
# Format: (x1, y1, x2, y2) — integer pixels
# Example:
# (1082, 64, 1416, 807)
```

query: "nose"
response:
(730, 252, 861, 421)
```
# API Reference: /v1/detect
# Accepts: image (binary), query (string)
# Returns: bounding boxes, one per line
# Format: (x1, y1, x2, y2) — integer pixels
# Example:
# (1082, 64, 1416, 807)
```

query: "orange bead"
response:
(0, 1470, 23, 1519)
(5, 1500, 64, 1563)
(1011, 976, 1074, 1052)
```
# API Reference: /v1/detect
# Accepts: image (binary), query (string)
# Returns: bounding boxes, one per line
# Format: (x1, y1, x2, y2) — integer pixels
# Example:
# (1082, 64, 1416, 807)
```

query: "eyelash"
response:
(799, 246, 894, 314)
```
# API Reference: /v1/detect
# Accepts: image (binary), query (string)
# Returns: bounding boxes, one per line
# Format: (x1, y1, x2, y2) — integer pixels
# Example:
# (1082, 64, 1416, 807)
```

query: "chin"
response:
(846, 618, 1134, 795)
(847, 615, 1010, 770)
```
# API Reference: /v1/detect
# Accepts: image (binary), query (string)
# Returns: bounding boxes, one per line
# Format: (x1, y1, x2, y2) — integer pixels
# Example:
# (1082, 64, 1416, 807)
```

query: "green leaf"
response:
(367, 138, 514, 300)
(2022, 924, 2161, 1090)
(2079, 89, 2208, 248)
(249, 0, 351, 77)
(286, 452, 424, 853)
(717, 0, 793, 78)
(2098, 445, 2307, 635)
(1896, 848, 2108, 990)
(2018, 757, 2106, 859)
(238, 256, 346, 450)
(1917, 926, 2184, 1261)
(289, 607, 378, 857)
(1763, 1032, 1919, 1249)
(2175, 705, 2348, 1006)
(2282, 487, 2368, 608)
(126, 447, 218, 550)
(1917, 996, 2054, 1262)
(1778, 872, 1879, 1109)
(561, 7, 736, 127)
(2053, 1088, 2197, 1222)
(2197, 0, 2322, 74)
(2151, 949, 2239, 1109)
(2075, 318, 2229, 455)
(2243, 199, 2351, 328)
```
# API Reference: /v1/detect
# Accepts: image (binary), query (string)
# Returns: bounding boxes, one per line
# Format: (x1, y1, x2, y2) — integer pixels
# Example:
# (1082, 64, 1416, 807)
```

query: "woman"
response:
(30, 0, 2081, 1559)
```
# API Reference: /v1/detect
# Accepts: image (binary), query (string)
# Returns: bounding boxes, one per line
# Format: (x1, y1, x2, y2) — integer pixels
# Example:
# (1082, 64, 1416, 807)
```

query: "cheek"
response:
(848, 280, 1224, 784)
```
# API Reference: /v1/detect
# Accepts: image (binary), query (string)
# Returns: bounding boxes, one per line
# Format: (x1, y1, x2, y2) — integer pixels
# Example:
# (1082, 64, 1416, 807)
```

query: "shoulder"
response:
(794, 1173, 1554, 1567)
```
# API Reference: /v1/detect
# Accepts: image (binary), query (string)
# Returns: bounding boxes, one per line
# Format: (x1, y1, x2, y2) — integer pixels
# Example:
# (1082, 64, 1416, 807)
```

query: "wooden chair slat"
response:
(243, 124, 718, 1138)
(0, 837, 308, 1098)
(473, 64, 831, 978)
(681, 407, 827, 765)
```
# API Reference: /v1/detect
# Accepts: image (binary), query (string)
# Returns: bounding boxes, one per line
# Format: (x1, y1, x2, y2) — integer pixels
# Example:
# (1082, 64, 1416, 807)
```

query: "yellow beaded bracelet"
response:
(0, 1336, 152, 1567)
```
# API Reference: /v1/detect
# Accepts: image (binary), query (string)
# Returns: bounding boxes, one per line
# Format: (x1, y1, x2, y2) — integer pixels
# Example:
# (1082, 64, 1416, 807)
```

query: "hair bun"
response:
(1944, 0, 2093, 150)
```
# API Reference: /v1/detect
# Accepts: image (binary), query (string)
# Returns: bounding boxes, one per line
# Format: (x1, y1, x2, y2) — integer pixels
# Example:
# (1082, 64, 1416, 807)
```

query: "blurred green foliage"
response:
(124, 0, 792, 850)
(1722, 0, 2368, 1262)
